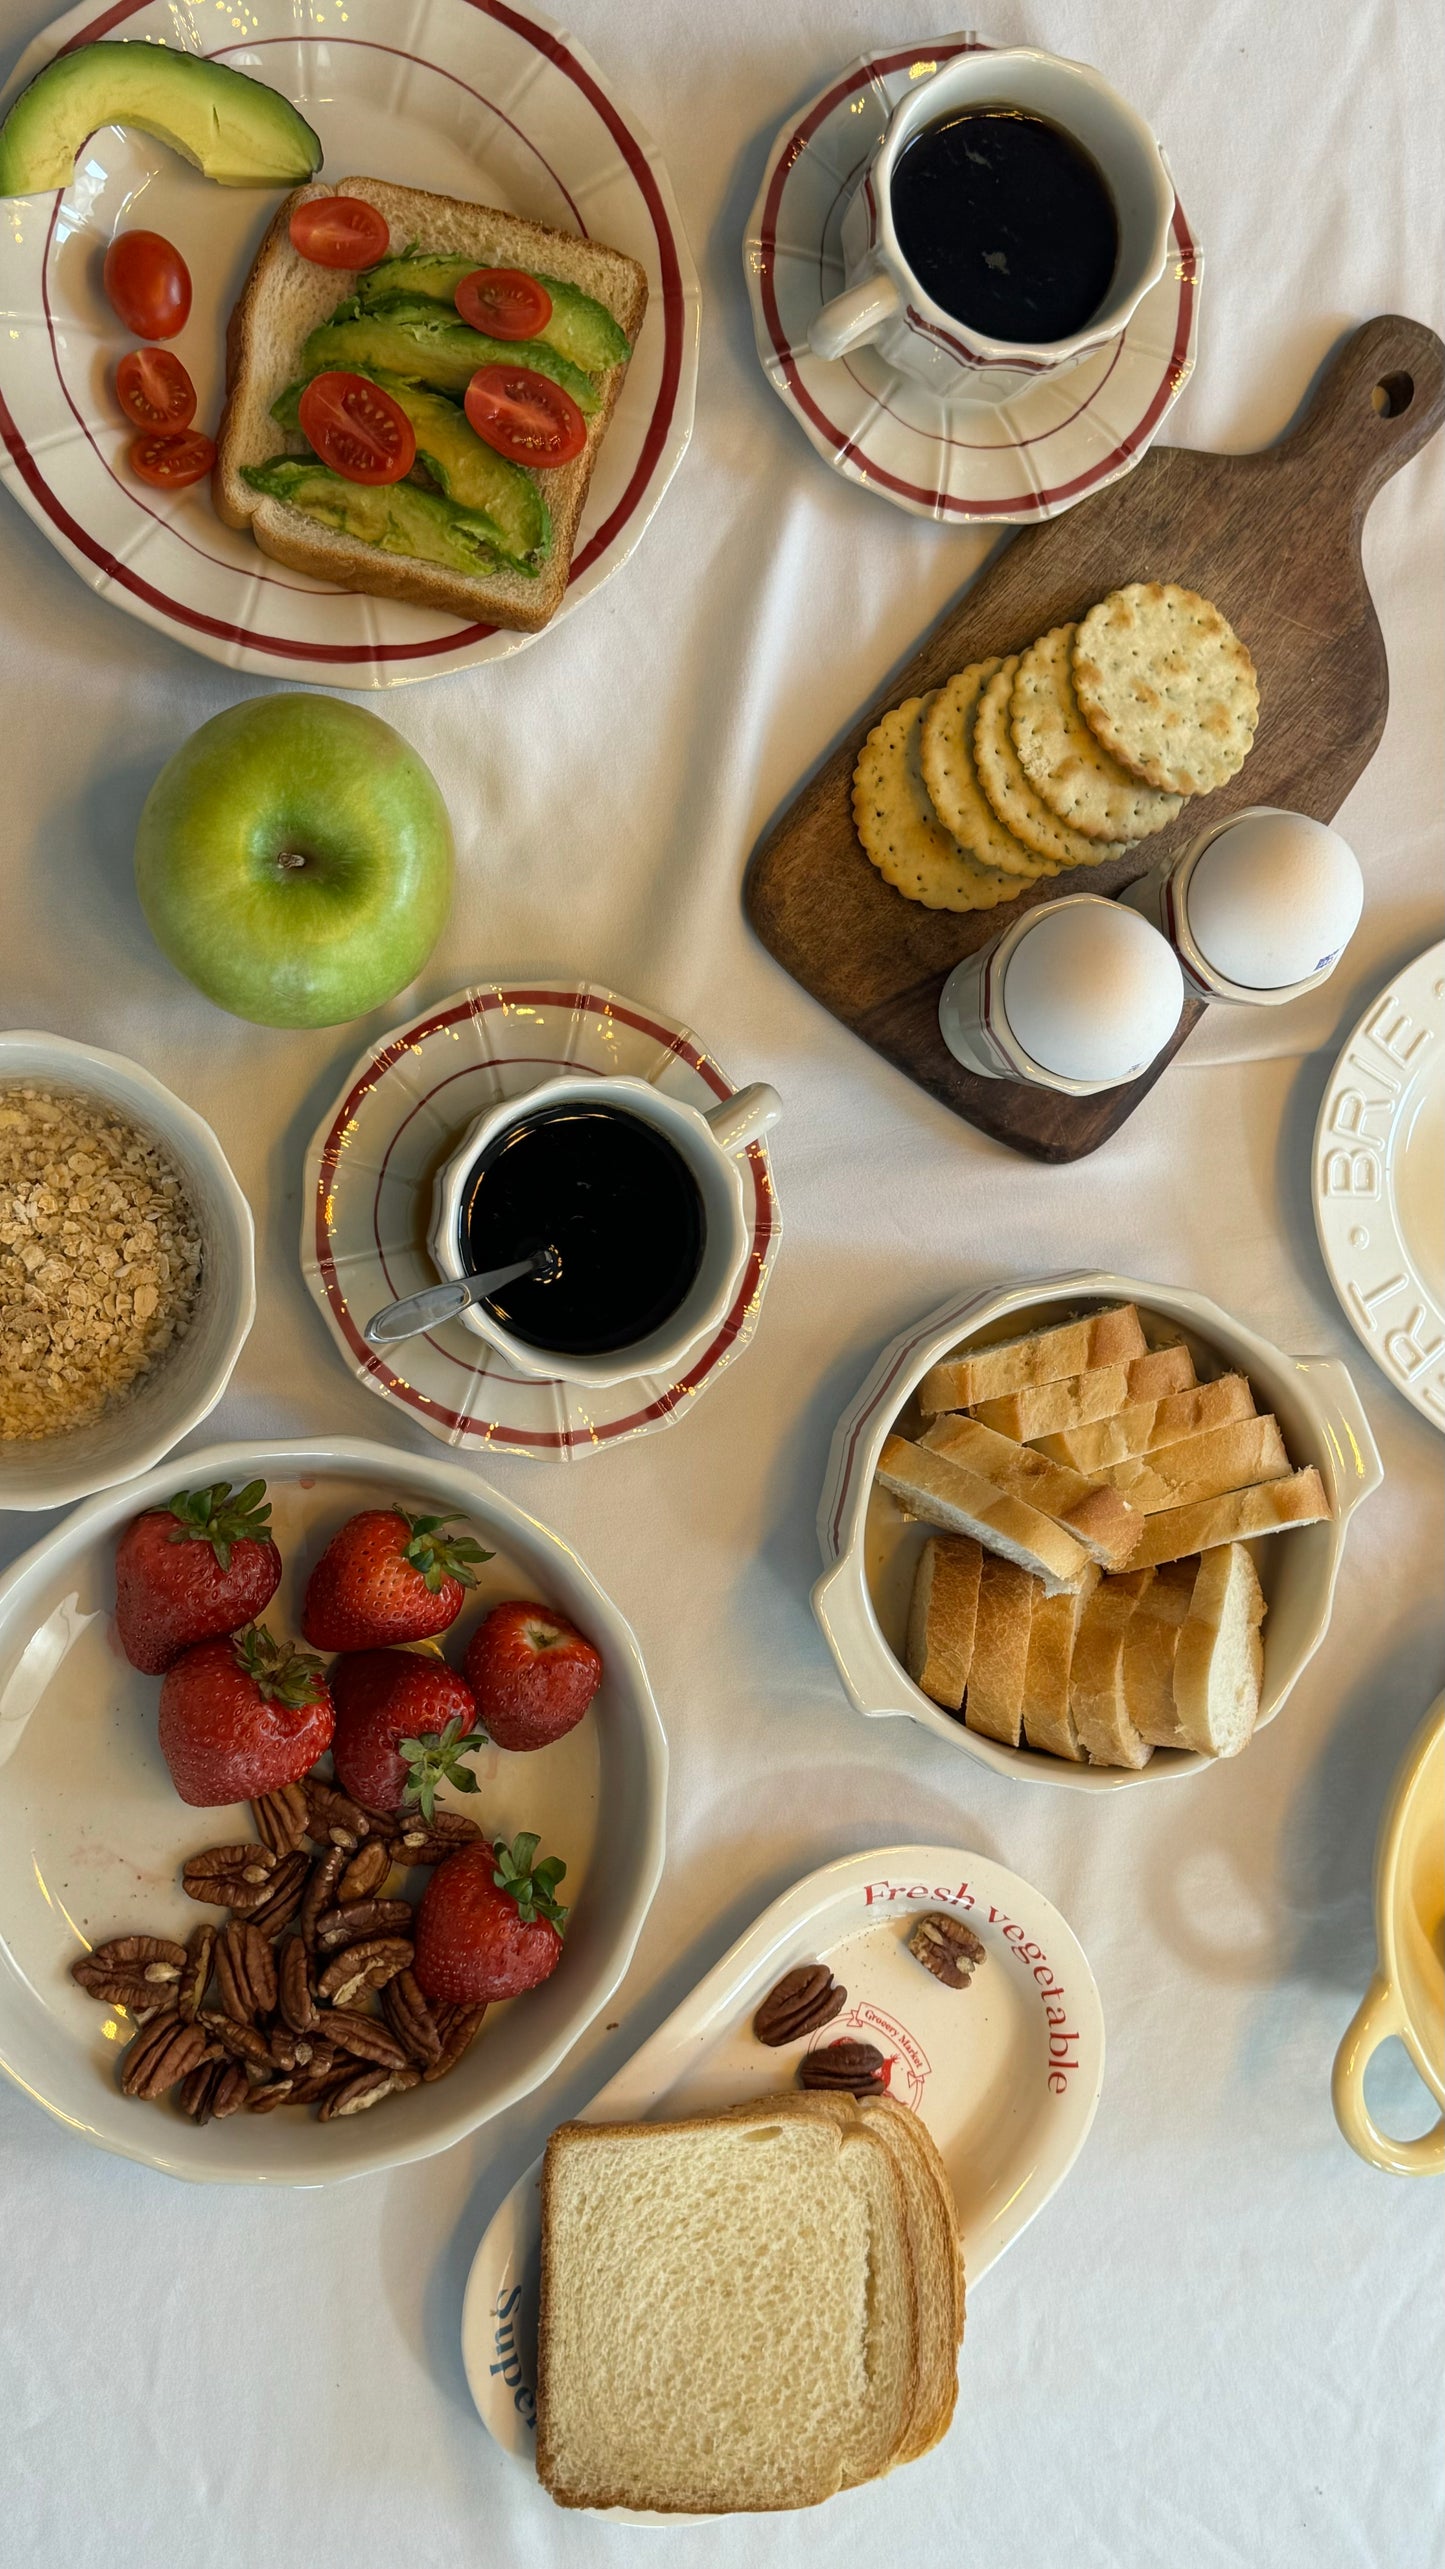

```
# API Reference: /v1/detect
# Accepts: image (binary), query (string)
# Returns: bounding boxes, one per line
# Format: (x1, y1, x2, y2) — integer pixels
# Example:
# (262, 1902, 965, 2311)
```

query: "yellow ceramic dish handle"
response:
(1332, 1974, 1444, 2176)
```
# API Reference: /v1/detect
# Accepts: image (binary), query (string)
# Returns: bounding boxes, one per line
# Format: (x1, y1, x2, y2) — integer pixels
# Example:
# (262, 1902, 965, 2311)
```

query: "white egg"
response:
(1186, 810, 1364, 990)
(1002, 897, 1185, 1085)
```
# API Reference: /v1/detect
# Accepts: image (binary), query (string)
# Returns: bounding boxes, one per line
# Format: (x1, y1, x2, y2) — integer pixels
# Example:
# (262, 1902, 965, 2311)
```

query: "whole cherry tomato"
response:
(103, 231, 191, 340)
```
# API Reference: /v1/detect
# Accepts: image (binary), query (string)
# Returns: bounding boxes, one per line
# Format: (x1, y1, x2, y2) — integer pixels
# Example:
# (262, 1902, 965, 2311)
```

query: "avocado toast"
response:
(214, 175, 648, 634)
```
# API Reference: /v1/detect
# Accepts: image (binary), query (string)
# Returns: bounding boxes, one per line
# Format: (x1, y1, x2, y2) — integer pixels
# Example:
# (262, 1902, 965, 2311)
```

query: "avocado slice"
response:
(0, 40, 322, 193)
(301, 298, 601, 415)
(242, 457, 535, 583)
(271, 372, 551, 564)
(357, 251, 631, 375)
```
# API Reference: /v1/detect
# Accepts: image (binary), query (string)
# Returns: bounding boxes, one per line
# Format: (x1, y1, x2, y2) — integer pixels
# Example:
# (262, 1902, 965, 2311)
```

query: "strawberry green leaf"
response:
(396, 1715, 488, 1821)
(392, 1505, 494, 1596)
(230, 1622, 327, 1710)
(492, 1831, 568, 1930)
(165, 1479, 273, 1574)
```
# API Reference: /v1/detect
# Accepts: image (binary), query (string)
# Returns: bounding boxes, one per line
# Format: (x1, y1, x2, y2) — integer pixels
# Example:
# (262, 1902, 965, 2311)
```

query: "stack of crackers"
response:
(852, 581, 1259, 912)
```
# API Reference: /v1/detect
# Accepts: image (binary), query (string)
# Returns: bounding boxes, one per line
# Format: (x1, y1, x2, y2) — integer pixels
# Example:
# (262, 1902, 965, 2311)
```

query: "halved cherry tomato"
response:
(115, 346, 197, 432)
(454, 266, 552, 341)
(289, 196, 391, 270)
(130, 429, 216, 489)
(463, 363, 586, 466)
(103, 232, 191, 341)
(298, 370, 416, 485)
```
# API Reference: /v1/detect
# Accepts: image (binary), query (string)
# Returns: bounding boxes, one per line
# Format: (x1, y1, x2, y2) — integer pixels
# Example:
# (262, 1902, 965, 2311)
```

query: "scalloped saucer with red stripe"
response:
(0, 0, 699, 687)
(301, 983, 782, 1462)
(743, 34, 1201, 524)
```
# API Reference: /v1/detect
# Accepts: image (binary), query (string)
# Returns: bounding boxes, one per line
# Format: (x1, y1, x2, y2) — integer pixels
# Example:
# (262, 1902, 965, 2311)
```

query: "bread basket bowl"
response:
(813, 1272, 1382, 1791)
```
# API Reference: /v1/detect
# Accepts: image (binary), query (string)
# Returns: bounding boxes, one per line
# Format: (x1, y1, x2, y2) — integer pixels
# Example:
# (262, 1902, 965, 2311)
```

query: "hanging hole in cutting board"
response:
(1371, 373, 1414, 417)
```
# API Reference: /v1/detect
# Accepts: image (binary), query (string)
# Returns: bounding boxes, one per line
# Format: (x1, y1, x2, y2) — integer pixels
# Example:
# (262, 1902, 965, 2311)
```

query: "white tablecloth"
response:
(3, 3, 1442, 2562)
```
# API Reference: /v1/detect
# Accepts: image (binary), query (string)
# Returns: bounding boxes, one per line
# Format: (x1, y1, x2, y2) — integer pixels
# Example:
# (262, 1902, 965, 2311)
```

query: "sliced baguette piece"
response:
(1021, 1561, 1100, 1761)
(1126, 1466, 1331, 1568)
(917, 1304, 1146, 1417)
(877, 1436, 1091, 1596)
(214, 175, 648, 635)
(1123, 1557, 1201, 1747)
(1095, 1414, 1291, 1513)
(971, 1340, 1195, 1440)
(906, 1534, 982, 1710)
(1170, 1543, 1266, 1755)
(964, 1555, 1039, 1746)
(921, 1413, 1142, 1568)
(1032, 1373, 1256, 1472)
(1069, 1569, 1156, 1768)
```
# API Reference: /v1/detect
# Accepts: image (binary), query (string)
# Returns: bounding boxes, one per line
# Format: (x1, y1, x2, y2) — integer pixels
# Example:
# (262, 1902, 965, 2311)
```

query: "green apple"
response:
(135, 696, 454, 1031)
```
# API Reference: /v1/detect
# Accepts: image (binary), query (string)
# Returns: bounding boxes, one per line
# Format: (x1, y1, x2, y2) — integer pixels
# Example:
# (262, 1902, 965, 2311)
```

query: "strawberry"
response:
(330, 1649, 487, 1816)
(114, 1479, 282, 1674)
(463, 1600, 602, 1752)
(302, 1508, 492, 1652)
(413, 1833, 567, 2004)
(157, 1624, 334, 1807)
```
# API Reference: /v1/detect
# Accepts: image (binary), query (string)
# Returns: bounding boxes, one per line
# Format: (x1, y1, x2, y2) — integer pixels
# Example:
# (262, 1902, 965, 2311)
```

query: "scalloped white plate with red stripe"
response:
(301, 981, 782, 1461)
(743, 33, 1201, 524)
(0, 0, 698, 685)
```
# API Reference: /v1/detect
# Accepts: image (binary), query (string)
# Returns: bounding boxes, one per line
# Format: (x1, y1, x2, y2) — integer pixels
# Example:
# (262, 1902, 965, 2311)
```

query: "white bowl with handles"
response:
(813, 1272, 1383, 1791)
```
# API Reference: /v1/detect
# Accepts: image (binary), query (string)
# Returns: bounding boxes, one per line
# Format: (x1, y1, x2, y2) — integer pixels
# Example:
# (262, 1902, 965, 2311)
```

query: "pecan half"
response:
(120, 2014, 215, 2099)
(336, 1839, 393, 1904)
(313, 1898, 413, 1954)
(277, 1935, 317, 2033)
(303, 1779, 373, 1851)
(422, 2001, 487, 2082)
(246, 2075, 296, 2114)
(71, 1935, 186, 2009)
(316, 1936, 413, 2008)
(182, 1844, 277, 1914)
(244, 1851, 310, 1939)
(907, 1912, 987, 1991)
(213, 1922, 278, 2024)
(382, 1969, 442, 2067)
(177, 1923, 216, 2023)
(322, 2010, 409, 2071)
(299, 1845, 346, 1953)
(752, 1964, 847, 2047)
(317, 2065, 420, 2121)
(199, 2010, 273, 2069)
(389, 1807, 484, 1866)
(178, 2058, 250, 2124)
(267, 2026, 324, 2074)
(287, 2055, 350, 2107)
(251, 1782, 309, 1858)
(798, 2039, 890, 2098)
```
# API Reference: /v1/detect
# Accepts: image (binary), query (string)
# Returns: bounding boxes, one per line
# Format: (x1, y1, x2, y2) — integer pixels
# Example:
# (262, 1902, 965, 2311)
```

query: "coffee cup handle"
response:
(703, 1083, 781, 1156)
(808, 271, 901, 363)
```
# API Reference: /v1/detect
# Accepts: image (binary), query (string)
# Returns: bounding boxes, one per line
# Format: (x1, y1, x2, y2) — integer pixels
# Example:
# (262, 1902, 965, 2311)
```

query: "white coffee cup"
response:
(808, 46, 1174, 405)
(428, 1075, 781, 1390)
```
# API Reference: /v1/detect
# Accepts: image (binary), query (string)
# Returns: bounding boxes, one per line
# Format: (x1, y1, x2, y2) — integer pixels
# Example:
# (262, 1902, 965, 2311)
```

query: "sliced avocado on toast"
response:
(300, 301, 601, 414)
(240, 458, 536, 582)
(0, 41, 321, 192)
(271, 372, 550, 565)
(356, 250, 632, 374)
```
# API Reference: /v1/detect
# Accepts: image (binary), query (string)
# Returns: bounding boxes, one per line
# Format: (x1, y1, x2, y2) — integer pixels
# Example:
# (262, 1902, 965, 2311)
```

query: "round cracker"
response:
(920, 663, 1061, 882)
(973, 659, 1129, 870)
(1010, 623, 1183, 841)
(1072, 583, 1259, 795)
(852, 695, 1026, 913)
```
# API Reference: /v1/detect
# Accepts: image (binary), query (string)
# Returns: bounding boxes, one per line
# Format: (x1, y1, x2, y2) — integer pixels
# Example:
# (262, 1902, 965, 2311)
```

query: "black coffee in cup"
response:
(891, 107, 1119, 345)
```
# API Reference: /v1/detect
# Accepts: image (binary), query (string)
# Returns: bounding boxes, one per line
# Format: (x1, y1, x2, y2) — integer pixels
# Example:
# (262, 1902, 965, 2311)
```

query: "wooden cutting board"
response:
(745, 315, 1444, 1160)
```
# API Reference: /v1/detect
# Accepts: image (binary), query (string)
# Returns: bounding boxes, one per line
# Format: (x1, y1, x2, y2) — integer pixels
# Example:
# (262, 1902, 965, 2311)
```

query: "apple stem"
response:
(277, 849, 308, 871)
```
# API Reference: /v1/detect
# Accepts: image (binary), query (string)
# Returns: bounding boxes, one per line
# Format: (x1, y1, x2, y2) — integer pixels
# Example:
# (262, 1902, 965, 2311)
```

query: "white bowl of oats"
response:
(0, 1032, 254, 1509)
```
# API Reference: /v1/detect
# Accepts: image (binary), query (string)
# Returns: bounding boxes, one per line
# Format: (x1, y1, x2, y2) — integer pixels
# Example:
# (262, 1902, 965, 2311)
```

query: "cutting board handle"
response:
(1272, 314, 1445, 514)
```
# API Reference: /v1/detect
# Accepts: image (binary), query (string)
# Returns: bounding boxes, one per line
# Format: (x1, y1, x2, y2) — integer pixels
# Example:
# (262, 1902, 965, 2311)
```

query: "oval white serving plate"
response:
(461, 1844, 1103, 2516)
(814, 1272, 1383, 1791)
(0, 1436, 667, 2184)
(1313, 940, 1445, 1432)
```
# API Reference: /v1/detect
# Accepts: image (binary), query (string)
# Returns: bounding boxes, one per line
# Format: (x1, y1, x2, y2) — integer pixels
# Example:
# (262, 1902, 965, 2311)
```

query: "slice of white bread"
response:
(921, 1413, 1142, 1568)
(964, 1555, 1039, 1746)
(1124, 1556, 1201, 1747)
(906, 1533, 982, 1710)
(1032, 1373, 1256, 1472)
(214, 175, 648, 634)
(1170, 1542, 1266, 1755)
(536, 2112, 914, 2512)
(971, 1340, 1196, 1440)
(917, 1304, 1146, 1417)
(1126, 1466, 1331, 1568)
(1069, 1569, 1156, 1768)
(1095, 1414, 1291, 1513)
(1021, 1561, 1100, 1761)
(877, 1436, 1090, 1596)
